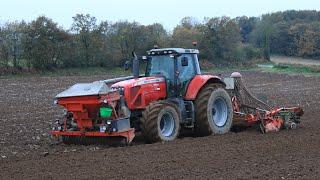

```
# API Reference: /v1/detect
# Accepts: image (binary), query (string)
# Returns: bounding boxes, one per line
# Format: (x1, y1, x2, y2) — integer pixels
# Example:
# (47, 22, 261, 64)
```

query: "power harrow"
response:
(227, 72, 303, 133)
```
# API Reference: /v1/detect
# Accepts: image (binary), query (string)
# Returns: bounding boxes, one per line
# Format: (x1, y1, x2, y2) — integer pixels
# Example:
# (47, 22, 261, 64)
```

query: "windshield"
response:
(145, 55, 174, 81)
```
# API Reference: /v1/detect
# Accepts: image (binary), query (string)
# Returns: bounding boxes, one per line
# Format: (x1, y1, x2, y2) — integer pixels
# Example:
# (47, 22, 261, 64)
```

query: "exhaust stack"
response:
(132, 52, 139, 78)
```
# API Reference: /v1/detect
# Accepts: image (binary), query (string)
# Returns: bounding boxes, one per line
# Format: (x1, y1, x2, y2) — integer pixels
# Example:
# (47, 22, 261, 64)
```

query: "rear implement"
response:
(227, 72, 303, 133)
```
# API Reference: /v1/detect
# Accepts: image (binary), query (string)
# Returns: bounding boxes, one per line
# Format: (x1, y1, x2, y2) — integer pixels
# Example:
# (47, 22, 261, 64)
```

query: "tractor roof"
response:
(147, 48, 199, 55)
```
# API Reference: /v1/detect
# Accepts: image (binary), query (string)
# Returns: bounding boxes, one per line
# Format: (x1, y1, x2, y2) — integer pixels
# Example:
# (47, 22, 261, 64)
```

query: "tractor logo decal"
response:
(133, 77, 165, 87)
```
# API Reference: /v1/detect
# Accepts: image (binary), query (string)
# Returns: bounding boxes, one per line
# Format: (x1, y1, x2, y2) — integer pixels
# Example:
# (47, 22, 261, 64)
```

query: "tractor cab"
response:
(145, 48, 201, 97)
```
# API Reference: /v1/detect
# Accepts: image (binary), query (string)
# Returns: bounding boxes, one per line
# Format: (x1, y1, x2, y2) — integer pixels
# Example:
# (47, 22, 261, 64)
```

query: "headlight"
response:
(100, 126, 106, 132)
(62, 109, 67, 116)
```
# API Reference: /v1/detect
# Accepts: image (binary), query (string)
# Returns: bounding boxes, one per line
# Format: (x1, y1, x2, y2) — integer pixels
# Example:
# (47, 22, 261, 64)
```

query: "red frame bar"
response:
(51, 128, 135, 143)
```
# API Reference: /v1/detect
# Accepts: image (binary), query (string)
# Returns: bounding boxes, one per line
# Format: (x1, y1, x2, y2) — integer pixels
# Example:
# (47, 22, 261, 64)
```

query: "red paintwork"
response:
(57, 91, 121, 129)
(112, 77, 167, 110)
(184, 75, 223, 100)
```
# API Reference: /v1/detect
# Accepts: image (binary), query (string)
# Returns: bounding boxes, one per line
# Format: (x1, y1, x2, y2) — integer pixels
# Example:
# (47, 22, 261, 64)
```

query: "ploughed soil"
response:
(0, 72, 319, 180)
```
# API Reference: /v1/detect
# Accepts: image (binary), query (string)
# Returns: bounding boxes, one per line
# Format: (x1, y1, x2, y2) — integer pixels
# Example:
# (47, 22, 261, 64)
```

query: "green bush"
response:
(232, 45, 246, 62)
(243, 44, 263, 60)
(230, 44, 263, 63)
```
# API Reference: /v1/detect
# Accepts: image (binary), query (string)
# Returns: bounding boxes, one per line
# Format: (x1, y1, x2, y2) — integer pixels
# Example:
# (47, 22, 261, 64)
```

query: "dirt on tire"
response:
(141, 101, 180, 143)
(0, 71, 319, 179)
(194, 84, 233, 136)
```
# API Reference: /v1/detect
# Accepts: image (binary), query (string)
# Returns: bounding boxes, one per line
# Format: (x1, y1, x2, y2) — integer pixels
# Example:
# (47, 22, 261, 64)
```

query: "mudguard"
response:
(184, 75, 225, 100)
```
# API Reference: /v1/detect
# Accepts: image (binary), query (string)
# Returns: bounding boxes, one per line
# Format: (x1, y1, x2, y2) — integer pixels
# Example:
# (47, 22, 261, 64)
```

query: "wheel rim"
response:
(160, 112, 175, 137)
(212, 97, 228, 127)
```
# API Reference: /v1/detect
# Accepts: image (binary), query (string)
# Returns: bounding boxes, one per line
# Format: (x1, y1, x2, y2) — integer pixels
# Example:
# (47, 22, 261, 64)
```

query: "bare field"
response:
(0, 72, 319, 179)
(271, 55, 320, 66)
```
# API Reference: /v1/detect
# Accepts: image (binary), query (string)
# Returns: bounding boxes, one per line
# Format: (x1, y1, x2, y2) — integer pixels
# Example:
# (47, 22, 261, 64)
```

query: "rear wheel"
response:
(195, 84, 233, 136)
(141, 101, 180, 143)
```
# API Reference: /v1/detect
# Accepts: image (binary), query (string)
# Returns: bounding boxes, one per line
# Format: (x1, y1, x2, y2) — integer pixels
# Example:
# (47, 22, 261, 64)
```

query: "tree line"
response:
(0, 10, 320, 72)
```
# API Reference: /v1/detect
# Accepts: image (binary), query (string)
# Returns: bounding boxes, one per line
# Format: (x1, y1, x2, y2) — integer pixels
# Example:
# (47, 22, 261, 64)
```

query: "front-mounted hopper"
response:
(52, 81, 135, 145)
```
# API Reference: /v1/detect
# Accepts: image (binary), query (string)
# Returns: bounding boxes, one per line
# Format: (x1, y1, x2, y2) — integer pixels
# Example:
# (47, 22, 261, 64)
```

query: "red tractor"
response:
(52, 48, 303, 145)
(52, 48, 234, 144)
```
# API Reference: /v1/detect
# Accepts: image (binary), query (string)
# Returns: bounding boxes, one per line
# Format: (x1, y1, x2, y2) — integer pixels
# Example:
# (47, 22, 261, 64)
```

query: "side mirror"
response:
(181, 57, 189, 66)
(124, 60, 131, 71)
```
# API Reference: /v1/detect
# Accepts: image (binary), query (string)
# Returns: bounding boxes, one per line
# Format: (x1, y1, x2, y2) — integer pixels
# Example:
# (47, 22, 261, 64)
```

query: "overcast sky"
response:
(0, 0, 319, 30)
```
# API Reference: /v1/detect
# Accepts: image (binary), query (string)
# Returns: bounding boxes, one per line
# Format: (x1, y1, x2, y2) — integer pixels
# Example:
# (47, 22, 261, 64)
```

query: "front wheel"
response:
(195, 84, 233, 136)
(141, 101, 180, 143)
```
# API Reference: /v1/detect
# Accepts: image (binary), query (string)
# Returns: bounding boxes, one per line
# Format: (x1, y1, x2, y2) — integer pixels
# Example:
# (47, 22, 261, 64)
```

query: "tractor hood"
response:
(111, 76, 165, 88)
(111, 76, 167, 110)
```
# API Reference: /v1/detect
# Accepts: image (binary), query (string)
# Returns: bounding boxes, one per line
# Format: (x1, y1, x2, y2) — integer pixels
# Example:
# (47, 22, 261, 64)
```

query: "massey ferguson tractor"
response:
(52, 48, 303, 145)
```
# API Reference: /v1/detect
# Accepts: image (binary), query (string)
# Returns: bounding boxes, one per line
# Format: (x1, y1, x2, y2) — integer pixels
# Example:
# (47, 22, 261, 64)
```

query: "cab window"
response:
(177, 54, 196, 83)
